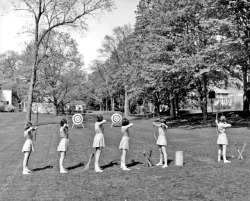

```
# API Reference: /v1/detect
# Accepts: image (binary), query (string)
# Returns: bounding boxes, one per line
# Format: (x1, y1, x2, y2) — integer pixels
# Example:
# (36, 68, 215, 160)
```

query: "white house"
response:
(0, 87, 12, 105)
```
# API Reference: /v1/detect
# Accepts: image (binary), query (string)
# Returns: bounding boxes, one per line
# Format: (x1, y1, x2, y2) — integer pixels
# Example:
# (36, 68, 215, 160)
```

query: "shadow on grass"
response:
(33, 165, 54, 172)
(167, 159, 174, 165)
(67, 162, 85, 170)
(101, 160, 119, 170)
(127, 159, 143, 167)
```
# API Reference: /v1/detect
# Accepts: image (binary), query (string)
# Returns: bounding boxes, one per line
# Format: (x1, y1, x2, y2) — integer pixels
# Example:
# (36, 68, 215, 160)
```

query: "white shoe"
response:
(26, 168, 32, 173)
(60, 169, 68, 173)
(224, 160, 231, 163)
(95, 168, 103, 172)
(156, 162, 163, 166)
(122, 166, 130, 171)
(23, 170, 30, 175)
(162, 164, 168, 168)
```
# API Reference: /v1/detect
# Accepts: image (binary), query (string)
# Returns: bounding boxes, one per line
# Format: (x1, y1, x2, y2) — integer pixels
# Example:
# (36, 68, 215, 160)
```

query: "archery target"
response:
(72, 114, 83, 125)
(111, 113, 122, 124)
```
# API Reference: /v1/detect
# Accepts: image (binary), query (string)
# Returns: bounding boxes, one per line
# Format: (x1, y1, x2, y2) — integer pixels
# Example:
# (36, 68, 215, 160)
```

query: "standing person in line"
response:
(22, 122, 37, 174)
(153, 118, 168, 168)
(216, 115, 231, 163)
(57, 119, 69, 173)
(93, 114, 106, 172)
(119, 118, 133, 171)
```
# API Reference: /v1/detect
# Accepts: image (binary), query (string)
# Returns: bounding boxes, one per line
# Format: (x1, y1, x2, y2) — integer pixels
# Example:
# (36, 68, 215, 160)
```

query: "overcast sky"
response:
(0, 0, 140, 70)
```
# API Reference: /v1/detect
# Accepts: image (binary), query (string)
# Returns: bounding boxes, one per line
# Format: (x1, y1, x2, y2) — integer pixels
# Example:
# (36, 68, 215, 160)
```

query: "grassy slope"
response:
(0, 113, 249, 201)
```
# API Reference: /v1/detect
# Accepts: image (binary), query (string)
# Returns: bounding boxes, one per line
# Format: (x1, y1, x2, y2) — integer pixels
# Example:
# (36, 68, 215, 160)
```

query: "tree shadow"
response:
(101, 160, 119, 170)
(127, 159, 143, 167)
(33, 165, 54, 172)
(67, 162, 85, 170)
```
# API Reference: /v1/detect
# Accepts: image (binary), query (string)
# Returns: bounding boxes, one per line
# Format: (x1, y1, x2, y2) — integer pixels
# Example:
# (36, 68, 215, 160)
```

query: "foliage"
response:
(8, 0, 114, 121)
(35, 31, 86, 114)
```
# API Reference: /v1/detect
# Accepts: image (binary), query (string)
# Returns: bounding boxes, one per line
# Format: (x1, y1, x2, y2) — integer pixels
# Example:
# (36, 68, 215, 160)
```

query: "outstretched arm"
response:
(153, 122, 161, 127)
(24, 127, 37, 137)
(96, 120, 106, 126)
(123, 123, 133, 129)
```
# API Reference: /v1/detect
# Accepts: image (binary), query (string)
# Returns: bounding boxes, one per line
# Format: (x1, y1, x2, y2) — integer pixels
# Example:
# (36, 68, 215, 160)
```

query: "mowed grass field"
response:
(0, 112, 250, 201)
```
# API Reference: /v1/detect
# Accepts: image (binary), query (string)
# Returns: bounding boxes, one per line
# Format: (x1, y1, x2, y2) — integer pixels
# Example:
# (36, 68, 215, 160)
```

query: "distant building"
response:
(0, 85, 12, 105)
(209, 87, 243, 111)
(67, 101, 86, 113)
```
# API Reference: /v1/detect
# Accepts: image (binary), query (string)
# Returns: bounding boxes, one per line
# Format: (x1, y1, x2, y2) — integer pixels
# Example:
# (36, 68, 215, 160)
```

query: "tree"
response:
(0, 51, 28, 105)
(212, 0, 250, 112)
(35, 31, 86, 115)
(9, 0, 114, 121)
(98, 24, 136, 117)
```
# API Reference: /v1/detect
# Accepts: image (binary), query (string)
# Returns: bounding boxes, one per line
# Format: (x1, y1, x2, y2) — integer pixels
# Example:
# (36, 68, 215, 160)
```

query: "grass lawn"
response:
(0, 112, 250, 201)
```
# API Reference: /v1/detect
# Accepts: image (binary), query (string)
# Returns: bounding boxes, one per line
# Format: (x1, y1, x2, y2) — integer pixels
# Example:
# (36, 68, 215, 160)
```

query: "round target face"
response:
(72, 114, 83, 125)
(111, 113, 122, 124)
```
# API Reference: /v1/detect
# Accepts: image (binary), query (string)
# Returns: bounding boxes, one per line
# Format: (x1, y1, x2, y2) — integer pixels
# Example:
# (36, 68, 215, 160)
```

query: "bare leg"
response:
(26, 152, 32, 172)
(95, 148, 103, 172)
(59, 152, 68, 173)
(23, 151, 30, 174)
(156, 146, 163, 166)
(223, 145, 231, 163)
(218, 145, 222, 162)
(121, 149, 130, 170)
(161, 146, 168, 168)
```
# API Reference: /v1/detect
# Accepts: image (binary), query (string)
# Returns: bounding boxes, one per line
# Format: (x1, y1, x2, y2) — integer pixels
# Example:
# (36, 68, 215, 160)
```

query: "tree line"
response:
(1, 0, 250, 120)
(87, 0, 250, 119)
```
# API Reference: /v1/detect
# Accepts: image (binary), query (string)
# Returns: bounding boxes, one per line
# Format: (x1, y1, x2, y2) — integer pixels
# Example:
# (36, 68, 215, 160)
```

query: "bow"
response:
(152, 123, 157, 142)
(215, 110, 219, 135)
(34, 106, 38, 142)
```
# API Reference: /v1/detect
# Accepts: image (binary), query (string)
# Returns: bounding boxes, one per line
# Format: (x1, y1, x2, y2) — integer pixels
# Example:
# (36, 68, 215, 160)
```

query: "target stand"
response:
(72, 113, 85, 129)
(111, 113, 122, 127)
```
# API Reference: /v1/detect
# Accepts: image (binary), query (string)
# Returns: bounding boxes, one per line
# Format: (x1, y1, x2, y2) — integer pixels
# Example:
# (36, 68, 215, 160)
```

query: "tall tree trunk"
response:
(124, 86, 129, 117)
(243, 65, 249, 112)
(26, 46, 39, 122)
(26, 17, 40, 122)
(111, 97, 115, 111)
(202, 75, 208, 120)
(170, 93, 176, 117)
(175, 95, 179, 116)
(105, 98, 108, 111)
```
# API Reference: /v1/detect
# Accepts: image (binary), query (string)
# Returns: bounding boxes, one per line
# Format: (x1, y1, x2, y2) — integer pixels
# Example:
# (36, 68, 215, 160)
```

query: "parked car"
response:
(5, 105, 16, 112)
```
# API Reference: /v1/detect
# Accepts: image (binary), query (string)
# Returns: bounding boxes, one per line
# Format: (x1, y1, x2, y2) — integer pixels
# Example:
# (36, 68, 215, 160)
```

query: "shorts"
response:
(93, 133, 105, 148)
(156, 134, 167, 146)
(119, 136, 129, 150)
(22, 139, 34, 152)
(217, 134, 228, 145)
(57, 138, 69, 152)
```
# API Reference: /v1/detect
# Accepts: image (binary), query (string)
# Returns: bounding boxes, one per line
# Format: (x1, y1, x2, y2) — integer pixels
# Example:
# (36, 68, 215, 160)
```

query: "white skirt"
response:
(22, 139, 34, 152)
(57, 138, 69, 152)
(93, 133, 105, 148)
(156, 134, 167, 146)
(119, 136, 129, 150)
(217, 134, 228, 145)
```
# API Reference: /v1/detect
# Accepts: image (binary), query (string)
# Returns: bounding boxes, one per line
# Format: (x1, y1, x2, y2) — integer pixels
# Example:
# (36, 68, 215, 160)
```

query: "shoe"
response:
(162, 164, 168, 168)
(224, 160, 231, 163)
(60, 169, 68, 173)
(26, 168, 32, 173)
(23, 170, 30, 175)
(95, 168, 103, 172)
(122, 166, 130, 171)
(156, 162, 163, 166)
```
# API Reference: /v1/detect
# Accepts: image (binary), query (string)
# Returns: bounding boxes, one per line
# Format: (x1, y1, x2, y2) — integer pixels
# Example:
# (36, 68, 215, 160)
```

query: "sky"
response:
(0, 0, 140, 70)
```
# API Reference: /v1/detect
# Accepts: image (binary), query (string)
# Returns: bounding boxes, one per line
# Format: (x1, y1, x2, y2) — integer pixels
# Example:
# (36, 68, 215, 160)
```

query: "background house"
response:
(0, 85, 12, 106)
